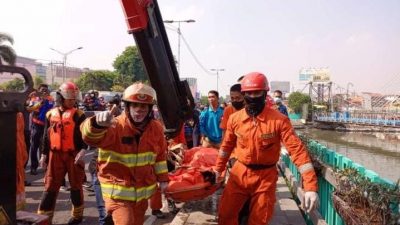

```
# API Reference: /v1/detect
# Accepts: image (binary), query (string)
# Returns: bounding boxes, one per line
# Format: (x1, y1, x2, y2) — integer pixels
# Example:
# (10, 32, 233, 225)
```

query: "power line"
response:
(179, 33, 214, 76)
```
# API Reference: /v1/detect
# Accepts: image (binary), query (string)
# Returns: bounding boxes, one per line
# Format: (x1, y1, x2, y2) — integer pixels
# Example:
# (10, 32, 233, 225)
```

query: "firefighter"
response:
(212, 72, 319, 225)
(81, 82, 169, 225)
(37, 81, 87, 225)
(16, 112, 28, 210)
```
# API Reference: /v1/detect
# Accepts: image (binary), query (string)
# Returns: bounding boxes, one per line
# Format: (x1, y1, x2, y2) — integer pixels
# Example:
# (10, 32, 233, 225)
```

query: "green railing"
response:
(280, 138, 396, 225)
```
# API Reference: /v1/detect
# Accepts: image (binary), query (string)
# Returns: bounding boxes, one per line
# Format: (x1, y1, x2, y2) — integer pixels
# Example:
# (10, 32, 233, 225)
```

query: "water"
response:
(298, 128, 400, 183)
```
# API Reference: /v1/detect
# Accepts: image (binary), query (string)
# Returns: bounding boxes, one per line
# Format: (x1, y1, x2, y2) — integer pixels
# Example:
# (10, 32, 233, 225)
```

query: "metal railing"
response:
(280, 138, 397, 225)
(315, 111, 400, 127)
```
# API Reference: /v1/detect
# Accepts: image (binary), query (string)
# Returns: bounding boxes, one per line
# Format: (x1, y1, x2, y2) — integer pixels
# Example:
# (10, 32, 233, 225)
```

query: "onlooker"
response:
(273, 90, 288, 116)
(88, 95, 121, 225)
(26, 84, 54, 175)
(199, 90, 224, 148)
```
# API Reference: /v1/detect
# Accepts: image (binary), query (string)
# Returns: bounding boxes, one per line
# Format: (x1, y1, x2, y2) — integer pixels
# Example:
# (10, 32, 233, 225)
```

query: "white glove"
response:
(96, 111, 113, 127)
(74, 149, 86, 167)
(39, 154, 47, 170)
(159, 182, 168, 193)
(302, 191, 319, 213)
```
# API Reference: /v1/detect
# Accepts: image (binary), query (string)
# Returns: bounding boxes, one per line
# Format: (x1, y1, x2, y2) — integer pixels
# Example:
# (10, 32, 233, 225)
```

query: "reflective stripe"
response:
(82, 122, 107, 140)
(218, 149, 229, 158)
(98, 149, 156, 167)
(298, 163, 314, 174)
(154, 161, 168, 174)
(101, 183, 157, 202)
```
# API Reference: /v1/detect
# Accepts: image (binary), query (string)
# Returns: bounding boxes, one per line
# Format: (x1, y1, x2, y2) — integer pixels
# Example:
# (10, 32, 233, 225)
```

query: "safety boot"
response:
(69, 205, 84, 224)
(37, 210, 54, 224)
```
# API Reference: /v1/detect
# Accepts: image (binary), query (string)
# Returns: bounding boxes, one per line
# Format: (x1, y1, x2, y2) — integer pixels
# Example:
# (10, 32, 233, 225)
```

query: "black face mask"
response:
(244, 94, 265, 117)
(231, 100, 244, 110)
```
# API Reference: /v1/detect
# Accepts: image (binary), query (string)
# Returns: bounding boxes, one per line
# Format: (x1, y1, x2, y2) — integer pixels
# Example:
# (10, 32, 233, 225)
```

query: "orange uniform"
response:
(215, 107, 318, 225)
(16, 112, 28, 210)
(219, 105, 238, 130)
(81, 113, 169, 225)
(37, 107, 87, 222)
(220, 104, 239, 159)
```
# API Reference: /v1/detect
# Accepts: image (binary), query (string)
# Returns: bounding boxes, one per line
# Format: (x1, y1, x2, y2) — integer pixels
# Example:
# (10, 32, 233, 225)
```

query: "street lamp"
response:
(50, 46, 83, 82)
(163, 19, 195, 75)
(210, 68, 225, 93)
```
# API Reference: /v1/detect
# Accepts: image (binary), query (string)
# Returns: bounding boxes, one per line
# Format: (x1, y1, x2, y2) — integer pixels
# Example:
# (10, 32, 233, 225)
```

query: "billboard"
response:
(270, 81, 290, 94)
(299, 68, 330, 82)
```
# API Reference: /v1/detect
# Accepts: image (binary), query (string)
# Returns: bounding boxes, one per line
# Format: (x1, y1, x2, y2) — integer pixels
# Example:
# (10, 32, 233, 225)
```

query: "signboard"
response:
(299, 68, 330, 82)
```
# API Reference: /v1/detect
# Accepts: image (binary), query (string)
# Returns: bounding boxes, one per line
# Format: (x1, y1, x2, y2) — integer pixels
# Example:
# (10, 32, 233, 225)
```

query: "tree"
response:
(33, 75, 45, 89)
(113, 46, 147, 82)
(76, 70, 118, 92)
(0, 32, 16, 65)
(287, 92, 311, 114)
(0, 78, 25, 91)
(110, 85, 125, 92)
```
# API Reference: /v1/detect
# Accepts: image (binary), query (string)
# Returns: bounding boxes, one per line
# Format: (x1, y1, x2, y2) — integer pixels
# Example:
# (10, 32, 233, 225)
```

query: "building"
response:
(270, 81, 290, 96)
(0, 56, 85, 87)
(46, 64, 86, 85)
(180, 77, 198, 101)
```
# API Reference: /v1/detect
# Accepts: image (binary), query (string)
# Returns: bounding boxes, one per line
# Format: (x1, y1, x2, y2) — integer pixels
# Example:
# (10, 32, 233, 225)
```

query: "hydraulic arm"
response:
(119, 0, 194, 138)
(0, 65, 33, 224)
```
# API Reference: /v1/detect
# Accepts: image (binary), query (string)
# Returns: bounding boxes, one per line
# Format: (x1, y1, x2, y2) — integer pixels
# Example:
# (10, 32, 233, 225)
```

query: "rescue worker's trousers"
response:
(218, 161, 278, 225)
(37, 151, 85, 221)
(149, 188, 162, 210)
(104, 197, 148, 225)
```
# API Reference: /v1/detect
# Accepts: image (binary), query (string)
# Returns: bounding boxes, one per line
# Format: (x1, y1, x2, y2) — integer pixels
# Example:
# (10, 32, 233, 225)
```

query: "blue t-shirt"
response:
(199, 106, 224, 143)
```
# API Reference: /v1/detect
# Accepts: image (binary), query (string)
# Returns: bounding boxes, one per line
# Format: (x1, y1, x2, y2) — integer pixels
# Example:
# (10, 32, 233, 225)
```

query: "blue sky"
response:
(2, 0, 399, 96)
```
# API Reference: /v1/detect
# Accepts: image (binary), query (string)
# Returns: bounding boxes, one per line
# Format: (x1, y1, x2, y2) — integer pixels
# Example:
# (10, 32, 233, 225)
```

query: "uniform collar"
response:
(241, 106, 268, 122)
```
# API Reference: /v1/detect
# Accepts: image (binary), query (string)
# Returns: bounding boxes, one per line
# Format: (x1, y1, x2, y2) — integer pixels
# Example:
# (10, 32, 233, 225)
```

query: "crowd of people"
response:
(15, 71, 318, 225)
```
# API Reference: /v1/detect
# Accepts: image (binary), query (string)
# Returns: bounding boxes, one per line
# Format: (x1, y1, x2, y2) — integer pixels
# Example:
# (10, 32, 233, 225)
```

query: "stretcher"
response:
(164, 147, 224, 202)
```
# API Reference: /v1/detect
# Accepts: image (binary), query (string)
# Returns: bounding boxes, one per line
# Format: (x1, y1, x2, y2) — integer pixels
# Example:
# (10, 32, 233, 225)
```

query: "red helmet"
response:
(58, 82, 80, 100)
(122, 82, 156, 105)
(241, 72, 270, 92)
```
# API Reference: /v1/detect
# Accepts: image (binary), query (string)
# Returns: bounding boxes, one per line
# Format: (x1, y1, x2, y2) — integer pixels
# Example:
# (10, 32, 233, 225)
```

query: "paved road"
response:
(23, 150, 177, 225)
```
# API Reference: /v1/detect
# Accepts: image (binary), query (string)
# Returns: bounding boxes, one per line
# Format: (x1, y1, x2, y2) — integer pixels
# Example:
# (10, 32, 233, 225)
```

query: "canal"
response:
(298, 128, 400, 183)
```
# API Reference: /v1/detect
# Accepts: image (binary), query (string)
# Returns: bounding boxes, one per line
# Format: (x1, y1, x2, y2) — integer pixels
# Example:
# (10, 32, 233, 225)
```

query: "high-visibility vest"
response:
(48, 108, 76, 152)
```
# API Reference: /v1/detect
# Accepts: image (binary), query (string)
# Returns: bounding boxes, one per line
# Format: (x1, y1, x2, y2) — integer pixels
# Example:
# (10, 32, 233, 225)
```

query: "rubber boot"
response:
(37, 210, 54, 224)
(68, 205, 84, 224)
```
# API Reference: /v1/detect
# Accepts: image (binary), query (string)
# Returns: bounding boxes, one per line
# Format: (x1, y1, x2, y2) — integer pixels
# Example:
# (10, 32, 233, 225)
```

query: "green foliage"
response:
(299, 134, 400, 225)
(287, 92, 311, 114)
(0, 78, 24, 91)
(200, 96, 208, 105)
(50, 82, 60, 91)
(76, 70, 118, 92)
(111, 84, 125, 92)
(33, 75, 45, 89)
(336, 168, 400, 224)
(113, 46, 147, 82)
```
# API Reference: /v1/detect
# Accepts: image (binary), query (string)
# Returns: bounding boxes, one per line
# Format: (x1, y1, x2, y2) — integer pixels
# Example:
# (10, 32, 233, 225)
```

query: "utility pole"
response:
(50, 47, 83, 82)
(163, 19, 195, 75)
(346, 82, 353, 111)
(210, 68, 225, 93)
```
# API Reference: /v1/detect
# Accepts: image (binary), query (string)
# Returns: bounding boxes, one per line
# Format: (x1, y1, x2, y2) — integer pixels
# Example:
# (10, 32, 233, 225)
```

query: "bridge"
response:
(315, 111, 400, 127)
